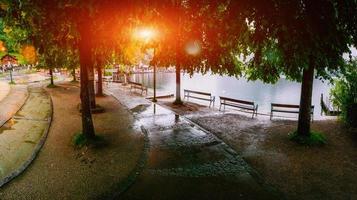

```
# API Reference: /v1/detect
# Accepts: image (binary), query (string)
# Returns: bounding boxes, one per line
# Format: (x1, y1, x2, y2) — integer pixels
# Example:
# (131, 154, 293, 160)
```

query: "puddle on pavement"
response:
(0, 119, 17, 134)
(138, 104, 174, 117)
(131, 104, 150, 113)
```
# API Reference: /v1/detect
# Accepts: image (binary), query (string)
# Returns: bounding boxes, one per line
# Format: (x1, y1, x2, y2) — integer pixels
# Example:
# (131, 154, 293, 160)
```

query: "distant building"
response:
(1, 54, 18, 65)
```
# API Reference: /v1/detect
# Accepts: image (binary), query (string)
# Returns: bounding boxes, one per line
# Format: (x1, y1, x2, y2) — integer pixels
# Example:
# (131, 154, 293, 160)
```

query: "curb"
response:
(0, 86, 53, 188)
(100, 90, 151, 200)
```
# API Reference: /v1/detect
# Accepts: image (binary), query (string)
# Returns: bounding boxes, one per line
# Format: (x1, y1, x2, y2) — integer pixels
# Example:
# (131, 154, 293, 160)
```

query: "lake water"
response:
(130, 72, 332, 119)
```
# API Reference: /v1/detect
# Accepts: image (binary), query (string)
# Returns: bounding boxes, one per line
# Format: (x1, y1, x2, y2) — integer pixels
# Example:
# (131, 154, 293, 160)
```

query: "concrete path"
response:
(0, 82, 10, 102)
(0, 84, 52, 186)
(0, 83, 28, 127)
(106, 84, 282, 200)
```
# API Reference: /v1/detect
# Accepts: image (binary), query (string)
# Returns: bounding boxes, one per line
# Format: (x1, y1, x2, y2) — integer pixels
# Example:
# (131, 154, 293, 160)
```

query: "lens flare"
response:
(185, 41, 201, 56)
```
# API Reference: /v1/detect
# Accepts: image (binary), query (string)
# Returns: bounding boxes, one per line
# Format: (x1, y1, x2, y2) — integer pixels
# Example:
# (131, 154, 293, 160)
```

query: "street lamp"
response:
(135, 27, 158, 102)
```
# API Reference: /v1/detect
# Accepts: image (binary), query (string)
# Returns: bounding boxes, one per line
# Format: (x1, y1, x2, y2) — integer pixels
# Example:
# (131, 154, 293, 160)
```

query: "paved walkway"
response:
(0, 84, 52, 187)
(106, 84, 282, 199)
(0, 82, 10, 102)
(0, 83, 28, 127)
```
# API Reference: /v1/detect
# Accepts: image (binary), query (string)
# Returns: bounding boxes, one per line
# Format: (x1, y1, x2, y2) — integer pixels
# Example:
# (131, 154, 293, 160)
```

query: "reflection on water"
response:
(130, 72, 332, 119)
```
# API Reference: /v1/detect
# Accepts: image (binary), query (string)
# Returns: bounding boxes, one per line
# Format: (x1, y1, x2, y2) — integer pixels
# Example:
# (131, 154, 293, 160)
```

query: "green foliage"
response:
(72, 133, 87, 147)
(103, 71, 112, 76)
(289, 131, 327, 146)
(47, 83, 57, 88)
(331, 59, 357, 126)
(72, 133, 105, 148)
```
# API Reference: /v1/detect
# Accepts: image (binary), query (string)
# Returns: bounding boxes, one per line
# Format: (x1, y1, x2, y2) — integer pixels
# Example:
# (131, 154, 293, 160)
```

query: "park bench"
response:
(183, 89, 215, 108)
(270, 103, 314, 121)
(128, 81, 148, 95)
(219, 96, 258, 118)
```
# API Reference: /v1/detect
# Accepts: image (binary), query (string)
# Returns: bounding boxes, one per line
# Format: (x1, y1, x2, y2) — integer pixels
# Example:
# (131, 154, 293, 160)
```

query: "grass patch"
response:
(72, 133, 106, 148)
(289, 131, 327, 146)
(47, 84, 57, 88)
(173, 99, 183, 105)
(9, 81, 16, 85)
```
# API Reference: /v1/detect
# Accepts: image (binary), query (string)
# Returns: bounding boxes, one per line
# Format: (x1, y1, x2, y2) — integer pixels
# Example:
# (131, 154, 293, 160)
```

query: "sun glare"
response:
(185, 40, 201, 56)
(134, 27, 157, 43)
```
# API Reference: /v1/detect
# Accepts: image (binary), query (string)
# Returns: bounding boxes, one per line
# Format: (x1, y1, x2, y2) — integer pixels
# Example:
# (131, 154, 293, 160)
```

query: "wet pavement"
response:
(0, 84, 52, 186)
(106, 83, 282, 199)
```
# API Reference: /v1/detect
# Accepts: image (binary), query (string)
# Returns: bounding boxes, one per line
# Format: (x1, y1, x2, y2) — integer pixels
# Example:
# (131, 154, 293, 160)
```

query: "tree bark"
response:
(88, 65, 96, 109)
(175, 63, 182, 103)
(297, 65, 315, 136)
(78, 21, 95, 139)
(72, 68, 76, 82)
(49, 68, 54, 85)
(174, 0, 183, 105)
(97, 66, 103, 96)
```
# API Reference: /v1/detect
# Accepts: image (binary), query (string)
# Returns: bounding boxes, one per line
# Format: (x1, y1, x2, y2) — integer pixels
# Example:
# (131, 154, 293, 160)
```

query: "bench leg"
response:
(270, 112, 273, 120)
(255, 106, 259, 117)
(219, 104, 222, 111)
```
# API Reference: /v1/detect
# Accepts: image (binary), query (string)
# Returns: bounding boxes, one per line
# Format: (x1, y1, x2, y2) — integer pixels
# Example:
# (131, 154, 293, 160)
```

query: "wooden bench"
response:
(270, 103, 314, 121)
(128, 81, 148, 95)
(219, 96, 258, 118)
(184, 89, 215, 108)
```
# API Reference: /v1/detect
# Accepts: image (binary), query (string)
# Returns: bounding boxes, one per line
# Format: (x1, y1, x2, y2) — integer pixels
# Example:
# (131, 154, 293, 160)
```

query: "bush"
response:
(330, 59, 357, 127)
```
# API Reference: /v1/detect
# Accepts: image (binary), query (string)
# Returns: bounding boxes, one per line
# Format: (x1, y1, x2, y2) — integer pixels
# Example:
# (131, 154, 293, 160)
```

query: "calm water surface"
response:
(130, 72, 332, 119)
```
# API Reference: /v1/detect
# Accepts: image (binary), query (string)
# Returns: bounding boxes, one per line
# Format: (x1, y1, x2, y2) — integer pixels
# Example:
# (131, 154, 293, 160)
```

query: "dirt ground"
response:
(0, 83, 144, 199)
(161, 100, 357, 200)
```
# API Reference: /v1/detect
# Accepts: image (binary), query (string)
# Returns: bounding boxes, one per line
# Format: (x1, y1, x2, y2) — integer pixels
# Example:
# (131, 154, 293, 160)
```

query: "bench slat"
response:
(271, 103, 315, 109)
(224, 103, 255, 110)
(220, 96, 254, 105)
(186, 95, 213, 101)
(184, 89, 211, 96)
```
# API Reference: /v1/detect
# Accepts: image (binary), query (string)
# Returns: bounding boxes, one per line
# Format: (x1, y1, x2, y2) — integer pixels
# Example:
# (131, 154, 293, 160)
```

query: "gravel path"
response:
(188, 113, 357, 200)
(0, 83, 145, 199)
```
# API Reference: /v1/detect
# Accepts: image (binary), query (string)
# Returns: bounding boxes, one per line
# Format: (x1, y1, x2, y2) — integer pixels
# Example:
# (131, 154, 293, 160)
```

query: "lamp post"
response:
(152, 49, 157, 102)
(8, 61, 13, 84)
(135, 27, 158, 102)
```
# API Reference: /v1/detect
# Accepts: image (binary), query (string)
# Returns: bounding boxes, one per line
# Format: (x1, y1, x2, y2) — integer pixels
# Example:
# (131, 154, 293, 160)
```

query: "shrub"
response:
(330, 59, 357, 127)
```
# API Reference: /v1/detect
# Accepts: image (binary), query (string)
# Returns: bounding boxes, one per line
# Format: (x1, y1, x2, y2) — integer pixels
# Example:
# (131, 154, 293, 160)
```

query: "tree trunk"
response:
(97, 66, 103, 96)
(78, 21, 95, 139)
(49, 68, 54, 85)
(297, 65, 315, 136)
(174, 1, 183, 105)
(88, 65, 96, 109)
(175, 63, 182, 104)
(72, 68, 76, 82)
